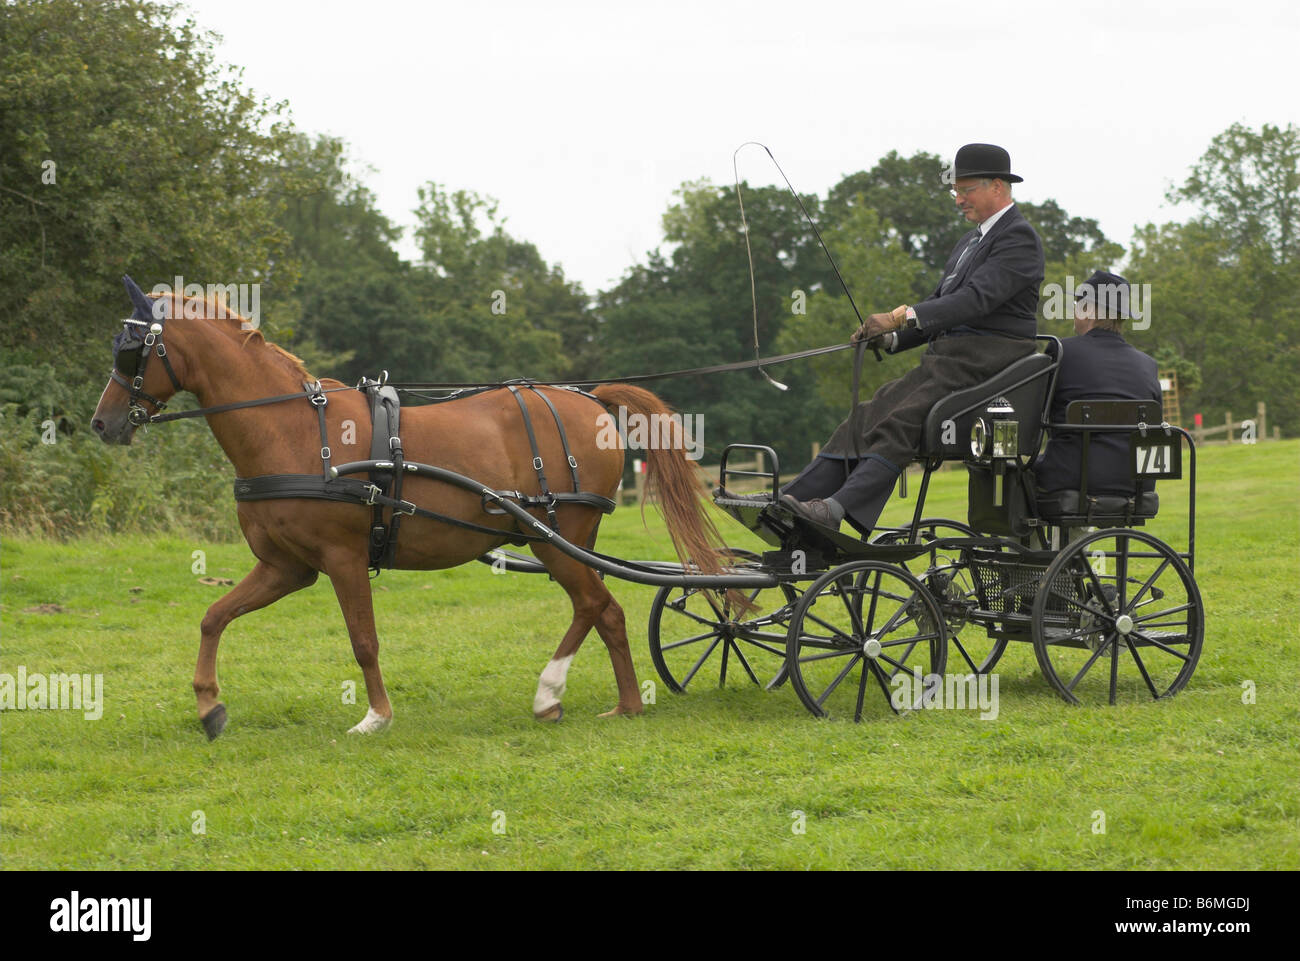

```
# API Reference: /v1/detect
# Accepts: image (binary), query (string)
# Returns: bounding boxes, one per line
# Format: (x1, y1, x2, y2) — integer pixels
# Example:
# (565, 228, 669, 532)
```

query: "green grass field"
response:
(3, 441, 1298, 870)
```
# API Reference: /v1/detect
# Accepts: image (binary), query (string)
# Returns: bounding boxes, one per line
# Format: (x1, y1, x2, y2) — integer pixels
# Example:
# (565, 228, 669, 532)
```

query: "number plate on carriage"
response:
(1131, 434, 1181, 479)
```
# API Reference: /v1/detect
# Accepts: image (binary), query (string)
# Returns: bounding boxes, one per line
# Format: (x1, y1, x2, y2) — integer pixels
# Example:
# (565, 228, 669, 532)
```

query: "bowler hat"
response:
(1075, 269, 1131, 320)
(953, 143, 1023, 183)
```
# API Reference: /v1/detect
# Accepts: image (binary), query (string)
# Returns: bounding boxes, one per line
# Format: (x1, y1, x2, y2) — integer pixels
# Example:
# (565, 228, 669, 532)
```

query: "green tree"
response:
(594, 180, 836, 469)
(826, 150, 967, 294)
(777, 204, 930, 425)
(410, 183, 584, 382)
(0, 0, 301, 399)
(1167, 122, 1300, 265)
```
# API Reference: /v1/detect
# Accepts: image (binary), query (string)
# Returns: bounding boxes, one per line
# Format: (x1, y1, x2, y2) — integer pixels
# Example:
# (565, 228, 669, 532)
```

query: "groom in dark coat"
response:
(780, 143, 1045, 533)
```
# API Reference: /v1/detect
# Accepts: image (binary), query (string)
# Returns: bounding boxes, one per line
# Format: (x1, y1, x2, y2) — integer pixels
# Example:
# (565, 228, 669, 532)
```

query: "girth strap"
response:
(233, 475, 546, 544)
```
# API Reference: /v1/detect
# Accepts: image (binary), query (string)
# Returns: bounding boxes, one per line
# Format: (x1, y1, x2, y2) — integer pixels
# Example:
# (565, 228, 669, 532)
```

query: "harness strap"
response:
(306, 381, 331, 480)
(508, 386, 558, 530)
(381, 394, 406, 570)
(531, 387, 582, 493)
(233, 475, 547, 544)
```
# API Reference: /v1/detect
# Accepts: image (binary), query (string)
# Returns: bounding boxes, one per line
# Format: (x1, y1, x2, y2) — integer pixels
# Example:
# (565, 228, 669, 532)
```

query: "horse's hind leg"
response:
(324, 556, 393, 734)
(196, 559, 318, 740)
(530, 542, 642, 721)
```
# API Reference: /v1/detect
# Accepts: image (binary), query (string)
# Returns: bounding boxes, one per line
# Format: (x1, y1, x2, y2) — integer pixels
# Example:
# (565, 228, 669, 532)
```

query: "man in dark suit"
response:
(1034, 270, 1161, 496)
(779, 143, 1044, 534)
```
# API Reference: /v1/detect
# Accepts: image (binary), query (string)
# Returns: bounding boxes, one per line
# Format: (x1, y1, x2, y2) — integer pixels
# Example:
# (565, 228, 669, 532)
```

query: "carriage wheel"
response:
(648, 574, 800, 695)
(1031, 529, 1203, 705)
(872, 519, 1007, 675)
(785, 561, 946, 722)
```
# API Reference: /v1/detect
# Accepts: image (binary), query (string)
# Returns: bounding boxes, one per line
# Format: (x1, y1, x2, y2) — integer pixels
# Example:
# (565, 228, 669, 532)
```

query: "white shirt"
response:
(978, 201, 1015, 236)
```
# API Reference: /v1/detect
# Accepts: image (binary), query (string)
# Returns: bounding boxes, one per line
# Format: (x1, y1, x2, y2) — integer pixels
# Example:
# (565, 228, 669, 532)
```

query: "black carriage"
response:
(648, 335, 1203, 721)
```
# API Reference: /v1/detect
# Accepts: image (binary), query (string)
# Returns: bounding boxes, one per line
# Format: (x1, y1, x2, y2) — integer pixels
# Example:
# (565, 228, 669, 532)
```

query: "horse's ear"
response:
(123, 275, 163, 322)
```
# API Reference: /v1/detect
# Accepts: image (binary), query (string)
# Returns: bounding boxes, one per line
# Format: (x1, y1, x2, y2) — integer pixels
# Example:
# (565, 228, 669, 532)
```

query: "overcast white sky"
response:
(183, 0, 1298, 294)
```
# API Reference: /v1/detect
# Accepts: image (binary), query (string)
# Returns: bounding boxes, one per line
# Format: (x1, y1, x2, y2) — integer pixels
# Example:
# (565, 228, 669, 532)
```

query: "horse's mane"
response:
(151, 292, 313, 382)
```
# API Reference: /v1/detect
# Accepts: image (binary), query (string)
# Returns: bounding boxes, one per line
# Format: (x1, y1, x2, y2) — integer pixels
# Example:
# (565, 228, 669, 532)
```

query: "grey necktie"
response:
(940, 232, 981, 294)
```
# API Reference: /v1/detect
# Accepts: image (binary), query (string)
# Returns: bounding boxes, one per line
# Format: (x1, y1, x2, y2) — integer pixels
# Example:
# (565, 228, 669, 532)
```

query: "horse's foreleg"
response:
(591, 592, 642, 717)
(531, 544, 642, 720)
(326, 559, 393, 734)
(196, 560, 318, 739)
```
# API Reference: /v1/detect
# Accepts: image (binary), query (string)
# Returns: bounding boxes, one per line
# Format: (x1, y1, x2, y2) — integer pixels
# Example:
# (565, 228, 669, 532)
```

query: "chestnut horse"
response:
(91, 283, 729, 738)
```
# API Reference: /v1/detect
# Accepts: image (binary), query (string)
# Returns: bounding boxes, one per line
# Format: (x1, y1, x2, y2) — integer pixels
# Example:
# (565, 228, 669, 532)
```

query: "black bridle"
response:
(110, 317, 183, 426)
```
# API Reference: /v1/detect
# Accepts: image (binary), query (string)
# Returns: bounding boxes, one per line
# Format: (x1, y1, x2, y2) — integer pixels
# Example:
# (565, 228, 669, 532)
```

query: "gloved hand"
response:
(852, 310, 901, 343)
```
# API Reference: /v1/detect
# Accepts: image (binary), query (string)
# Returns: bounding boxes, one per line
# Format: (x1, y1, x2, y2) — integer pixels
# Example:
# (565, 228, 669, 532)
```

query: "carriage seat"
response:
(919, 345, 1056, 460)
(1032, 398, 1167, 527)
(1035, 489, 1159, 526)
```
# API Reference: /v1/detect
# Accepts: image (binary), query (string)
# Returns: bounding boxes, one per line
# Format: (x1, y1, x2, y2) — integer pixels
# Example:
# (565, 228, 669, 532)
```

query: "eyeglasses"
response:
(948, 183, 985, 199)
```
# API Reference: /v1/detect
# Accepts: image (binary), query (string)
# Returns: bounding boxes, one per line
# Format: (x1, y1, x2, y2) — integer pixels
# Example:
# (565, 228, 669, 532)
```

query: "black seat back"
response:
(920, 337, 1060, 460)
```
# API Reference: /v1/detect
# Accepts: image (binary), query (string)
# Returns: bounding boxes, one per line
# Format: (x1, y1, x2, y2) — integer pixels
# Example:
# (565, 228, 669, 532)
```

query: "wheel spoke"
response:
(858, 570, 880, 635)
(1126, 556, 1171, 611)
(867, 659, 901, 714)
(1065, 638, 1111, 692)
(854, 660, 870, 722)
(798, 646, 859, 665)
(1126, 630, 1192, 661)
(1115, 535, 1129, 614)
(1109, 633, 1120, 705)
(660, 629, 722, 653)
(1074, 553, 1111, 611)
(668, 604, 727, 631)
(952, 634, 979, 672)
(815, 653, 863, 709)
(680, 636, 723, 688)
(803, 610, 859, 646)
(733, 635, 788, 657)
(1133, 602, 1195, 625)
(1126, 640, 1161, 698)
(1044, 584, 1109, 618)
(731, 639, 763, 686)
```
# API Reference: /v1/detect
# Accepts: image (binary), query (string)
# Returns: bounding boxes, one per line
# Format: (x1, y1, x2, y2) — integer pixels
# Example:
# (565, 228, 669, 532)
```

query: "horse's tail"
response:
(592, 384, 752, 611)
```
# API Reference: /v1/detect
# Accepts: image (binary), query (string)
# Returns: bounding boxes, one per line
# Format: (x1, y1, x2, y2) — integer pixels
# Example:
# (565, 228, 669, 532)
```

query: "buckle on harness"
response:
(364, 484, 382, 506)
(321, 445, 331, 460)
(532, 456, 543, 471)
(397, 500, 416, 516)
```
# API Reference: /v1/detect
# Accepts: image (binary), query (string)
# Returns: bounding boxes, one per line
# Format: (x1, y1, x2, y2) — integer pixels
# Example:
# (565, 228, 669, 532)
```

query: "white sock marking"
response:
(347, 707, 391, 734)
(534, 655, 574, 715)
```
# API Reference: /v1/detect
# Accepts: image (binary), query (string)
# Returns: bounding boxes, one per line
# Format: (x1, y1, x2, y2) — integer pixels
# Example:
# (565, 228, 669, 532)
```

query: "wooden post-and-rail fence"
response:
(1192, 402, 1279, 445)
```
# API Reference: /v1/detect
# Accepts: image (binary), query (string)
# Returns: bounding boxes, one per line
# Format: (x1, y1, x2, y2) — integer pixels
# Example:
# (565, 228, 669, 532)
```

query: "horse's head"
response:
(91, 276, 186, 444)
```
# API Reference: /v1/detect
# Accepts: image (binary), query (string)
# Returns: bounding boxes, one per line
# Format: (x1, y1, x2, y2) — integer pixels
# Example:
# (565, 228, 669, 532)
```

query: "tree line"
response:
(2, 0, 1296, 535)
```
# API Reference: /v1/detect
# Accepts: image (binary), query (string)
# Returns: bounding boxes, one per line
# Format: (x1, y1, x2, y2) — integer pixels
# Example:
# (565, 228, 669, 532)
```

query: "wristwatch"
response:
(904, 306, 918, 329)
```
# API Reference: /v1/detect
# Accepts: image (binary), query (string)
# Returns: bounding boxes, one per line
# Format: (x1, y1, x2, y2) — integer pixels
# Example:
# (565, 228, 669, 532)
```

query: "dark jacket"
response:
(1034, 328, 1161, 495)
(891, 203, 1044, 352)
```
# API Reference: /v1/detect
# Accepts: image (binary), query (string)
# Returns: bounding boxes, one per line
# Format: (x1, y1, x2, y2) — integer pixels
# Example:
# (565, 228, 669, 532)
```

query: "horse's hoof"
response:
(347, 707, 392, 735)
(598, 705, 644, 718)
(201, 703, 227, 741)
(534, 703, 563, 723)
